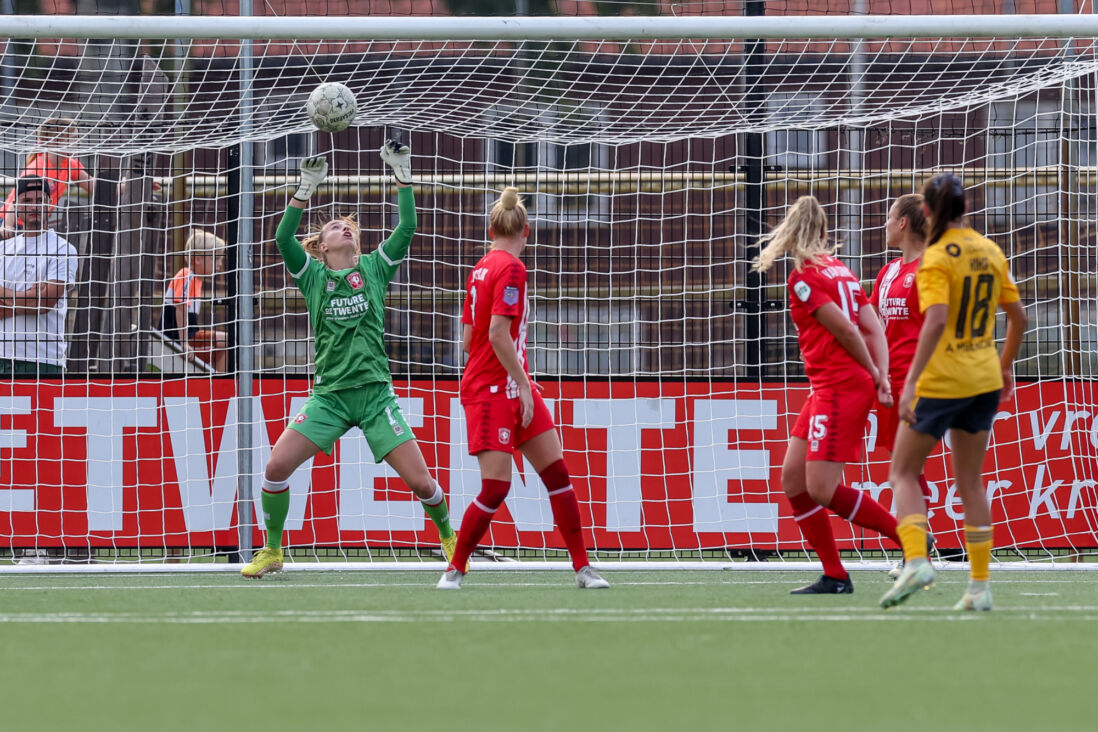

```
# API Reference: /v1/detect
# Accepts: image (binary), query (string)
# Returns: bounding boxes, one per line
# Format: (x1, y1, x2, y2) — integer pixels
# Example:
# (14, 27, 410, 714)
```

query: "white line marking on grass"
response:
(0, 579, 826, 591)
(1020, 592, 1060, 596)
(2, 581, 603, 591)
(5, 576, 1095, 591)
(0, 609, 980, 624)
(1, 605, 1096, 624)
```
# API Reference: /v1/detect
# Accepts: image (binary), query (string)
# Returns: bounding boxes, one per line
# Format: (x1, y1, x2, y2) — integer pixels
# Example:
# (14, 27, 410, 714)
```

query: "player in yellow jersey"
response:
(880, 174, 1027, 611)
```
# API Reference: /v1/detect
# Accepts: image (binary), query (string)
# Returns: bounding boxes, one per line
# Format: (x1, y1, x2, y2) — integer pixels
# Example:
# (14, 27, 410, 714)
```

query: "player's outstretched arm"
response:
(276, 156, 328, 275)
(378, 140, 417, 268)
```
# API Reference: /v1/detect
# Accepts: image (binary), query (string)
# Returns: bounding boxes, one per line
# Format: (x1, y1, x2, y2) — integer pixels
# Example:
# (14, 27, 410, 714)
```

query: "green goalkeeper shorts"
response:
(287, 382, 415, 461)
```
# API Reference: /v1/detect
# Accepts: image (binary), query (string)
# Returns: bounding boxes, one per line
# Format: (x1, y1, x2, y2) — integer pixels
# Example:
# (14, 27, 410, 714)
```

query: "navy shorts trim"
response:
(909, 390, 1001, 440)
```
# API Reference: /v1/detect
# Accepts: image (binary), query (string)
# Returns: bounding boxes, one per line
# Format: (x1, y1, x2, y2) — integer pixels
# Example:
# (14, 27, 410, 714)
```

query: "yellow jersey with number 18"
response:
(915, 227, 1020, 400)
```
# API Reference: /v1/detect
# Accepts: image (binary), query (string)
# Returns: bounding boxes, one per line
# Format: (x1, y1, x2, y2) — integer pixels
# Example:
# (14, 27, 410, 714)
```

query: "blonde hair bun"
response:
(500, 186, 520, 209)
(490, 187, 528, 237)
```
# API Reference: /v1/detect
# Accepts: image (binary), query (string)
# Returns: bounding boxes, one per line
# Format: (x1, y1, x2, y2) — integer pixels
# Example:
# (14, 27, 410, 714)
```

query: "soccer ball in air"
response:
(306, 82, 357, 133)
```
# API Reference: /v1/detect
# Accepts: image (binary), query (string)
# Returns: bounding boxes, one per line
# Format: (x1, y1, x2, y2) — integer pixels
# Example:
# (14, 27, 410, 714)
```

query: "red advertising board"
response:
(0, 379, 1095, 551)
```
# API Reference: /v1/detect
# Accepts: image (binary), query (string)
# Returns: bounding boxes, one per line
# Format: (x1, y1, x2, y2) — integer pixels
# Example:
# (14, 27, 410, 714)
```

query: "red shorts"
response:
(463, 390, 556, 455)
(875, 379, 905, 452)
(791, 384, 875, 463)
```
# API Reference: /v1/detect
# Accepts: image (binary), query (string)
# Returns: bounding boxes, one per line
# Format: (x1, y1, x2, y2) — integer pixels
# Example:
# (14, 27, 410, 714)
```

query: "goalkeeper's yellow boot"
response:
(241, 547, 283, 579)
(879, 557, 935, 609)
(440, 532, 468, 573)
(953, 581, 993, 611)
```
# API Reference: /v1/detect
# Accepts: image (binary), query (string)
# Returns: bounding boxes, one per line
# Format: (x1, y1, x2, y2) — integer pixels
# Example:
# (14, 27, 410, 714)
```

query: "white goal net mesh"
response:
(1, 5, 1096, 567)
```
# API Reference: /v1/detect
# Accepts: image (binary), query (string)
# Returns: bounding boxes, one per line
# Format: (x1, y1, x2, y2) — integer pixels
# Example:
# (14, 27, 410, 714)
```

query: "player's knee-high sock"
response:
(539, 459, 590, 572)
(419, 482, 454, 539)
(789, 492, 847, 580)
(897, 514, 929, 563)
(965, 525, 993, 582)
(917, 474, 932, 500)
(261, 479, 290, 551)
(827, 484, 900, 545)
(450, 479, 510, 573)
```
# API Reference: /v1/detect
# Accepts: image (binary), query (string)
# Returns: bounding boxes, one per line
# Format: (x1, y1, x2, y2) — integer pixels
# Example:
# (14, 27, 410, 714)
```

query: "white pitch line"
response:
(0, 610, 979, 624)
(1, 580, 708, 591)
(2, 579, 748, 591)
(3, 605, 1098, 625)
(3, 576, 1094, 591)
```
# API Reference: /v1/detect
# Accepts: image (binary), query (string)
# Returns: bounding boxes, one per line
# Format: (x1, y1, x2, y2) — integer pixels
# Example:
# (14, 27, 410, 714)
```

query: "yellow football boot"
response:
(241, 547, 283, 578)
(440, 533, 468, 573)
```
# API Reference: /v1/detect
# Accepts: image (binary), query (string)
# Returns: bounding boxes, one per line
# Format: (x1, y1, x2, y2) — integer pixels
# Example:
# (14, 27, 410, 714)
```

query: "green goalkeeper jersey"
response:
(274, 187, 416, 395)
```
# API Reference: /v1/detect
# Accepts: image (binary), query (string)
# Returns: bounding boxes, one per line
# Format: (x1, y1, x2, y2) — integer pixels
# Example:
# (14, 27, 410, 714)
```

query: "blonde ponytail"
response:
(751, 196, 835, 272)
(489, 186, 528, 238)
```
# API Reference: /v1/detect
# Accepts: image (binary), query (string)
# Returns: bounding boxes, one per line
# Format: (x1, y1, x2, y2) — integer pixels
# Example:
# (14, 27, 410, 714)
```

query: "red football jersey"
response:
(787, 254, 873, 389)
(460, 249, 530, 404)
(870, 256, 923, 385)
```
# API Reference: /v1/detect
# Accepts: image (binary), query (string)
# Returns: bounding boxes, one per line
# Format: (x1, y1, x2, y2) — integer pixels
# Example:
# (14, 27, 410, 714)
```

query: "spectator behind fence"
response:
(1, 118, 93, 239)
(160, 230, 229, 372)
(0, 177, 78, 376)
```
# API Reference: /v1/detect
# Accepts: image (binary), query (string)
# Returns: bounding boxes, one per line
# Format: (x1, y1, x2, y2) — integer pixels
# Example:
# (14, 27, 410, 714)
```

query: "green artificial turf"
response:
(1, 569, 1093, 732)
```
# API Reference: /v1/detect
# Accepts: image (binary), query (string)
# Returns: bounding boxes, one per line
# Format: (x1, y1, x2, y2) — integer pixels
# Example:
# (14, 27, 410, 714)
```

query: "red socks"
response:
(450, 478, 510, 574)
(539, 459, 590, 572)
(451, 460, 591, 574)
(918, 475, 932, 499)
(827, 484, 900, 545)
(789, 484, 903, 578)
(789, 492, 847, 580)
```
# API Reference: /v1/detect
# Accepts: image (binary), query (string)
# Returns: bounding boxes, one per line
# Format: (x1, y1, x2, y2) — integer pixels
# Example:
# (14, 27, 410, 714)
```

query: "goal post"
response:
(0, 13, 1095, 571)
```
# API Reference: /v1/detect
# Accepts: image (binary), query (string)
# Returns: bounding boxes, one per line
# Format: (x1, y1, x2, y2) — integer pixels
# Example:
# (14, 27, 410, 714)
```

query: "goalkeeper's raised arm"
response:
(377, 139, 416, 273)
(273, 155, 328, 278)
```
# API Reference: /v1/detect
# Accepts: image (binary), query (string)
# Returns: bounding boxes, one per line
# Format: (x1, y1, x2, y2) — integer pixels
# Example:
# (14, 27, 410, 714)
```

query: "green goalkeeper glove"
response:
(380, 139, 413, 184)
(293, 155, 328, 202)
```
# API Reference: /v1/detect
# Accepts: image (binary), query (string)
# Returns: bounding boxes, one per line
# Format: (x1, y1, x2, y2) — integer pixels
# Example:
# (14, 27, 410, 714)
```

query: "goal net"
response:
(1, 9, 1096, 569)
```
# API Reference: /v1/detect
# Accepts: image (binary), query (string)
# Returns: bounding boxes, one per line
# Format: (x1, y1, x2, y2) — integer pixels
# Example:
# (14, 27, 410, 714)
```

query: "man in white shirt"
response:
(0, 176, 78, 376)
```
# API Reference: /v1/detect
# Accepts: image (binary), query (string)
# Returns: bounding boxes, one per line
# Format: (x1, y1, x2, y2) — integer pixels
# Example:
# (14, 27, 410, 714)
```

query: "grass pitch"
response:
(1, 569, 1093, 732)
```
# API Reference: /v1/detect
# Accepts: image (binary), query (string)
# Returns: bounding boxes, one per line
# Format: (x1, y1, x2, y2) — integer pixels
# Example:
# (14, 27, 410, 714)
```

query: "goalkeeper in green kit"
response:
(242, 141, 457, 578)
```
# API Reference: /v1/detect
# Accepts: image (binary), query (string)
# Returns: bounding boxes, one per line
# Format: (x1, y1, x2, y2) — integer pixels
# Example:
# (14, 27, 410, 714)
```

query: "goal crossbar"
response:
(3, 14, 1098, 41)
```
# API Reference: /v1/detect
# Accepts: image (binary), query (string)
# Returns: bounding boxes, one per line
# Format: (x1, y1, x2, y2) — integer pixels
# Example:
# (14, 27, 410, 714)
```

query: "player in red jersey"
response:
(753, 196, 901, 594)
(437, 187, 609, 590)
(871, 194, 935, 576)
(871, 194, 929, 461)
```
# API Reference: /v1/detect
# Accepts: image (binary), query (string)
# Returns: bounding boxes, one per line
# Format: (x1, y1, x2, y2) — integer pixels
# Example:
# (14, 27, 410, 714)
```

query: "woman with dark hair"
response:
(880, 174, 1027, 611)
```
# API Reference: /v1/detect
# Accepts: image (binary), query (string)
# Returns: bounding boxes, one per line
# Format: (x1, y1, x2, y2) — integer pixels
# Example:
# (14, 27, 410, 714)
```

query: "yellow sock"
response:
(966, 525, 993, 582)
(897, 514, 929, 563)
